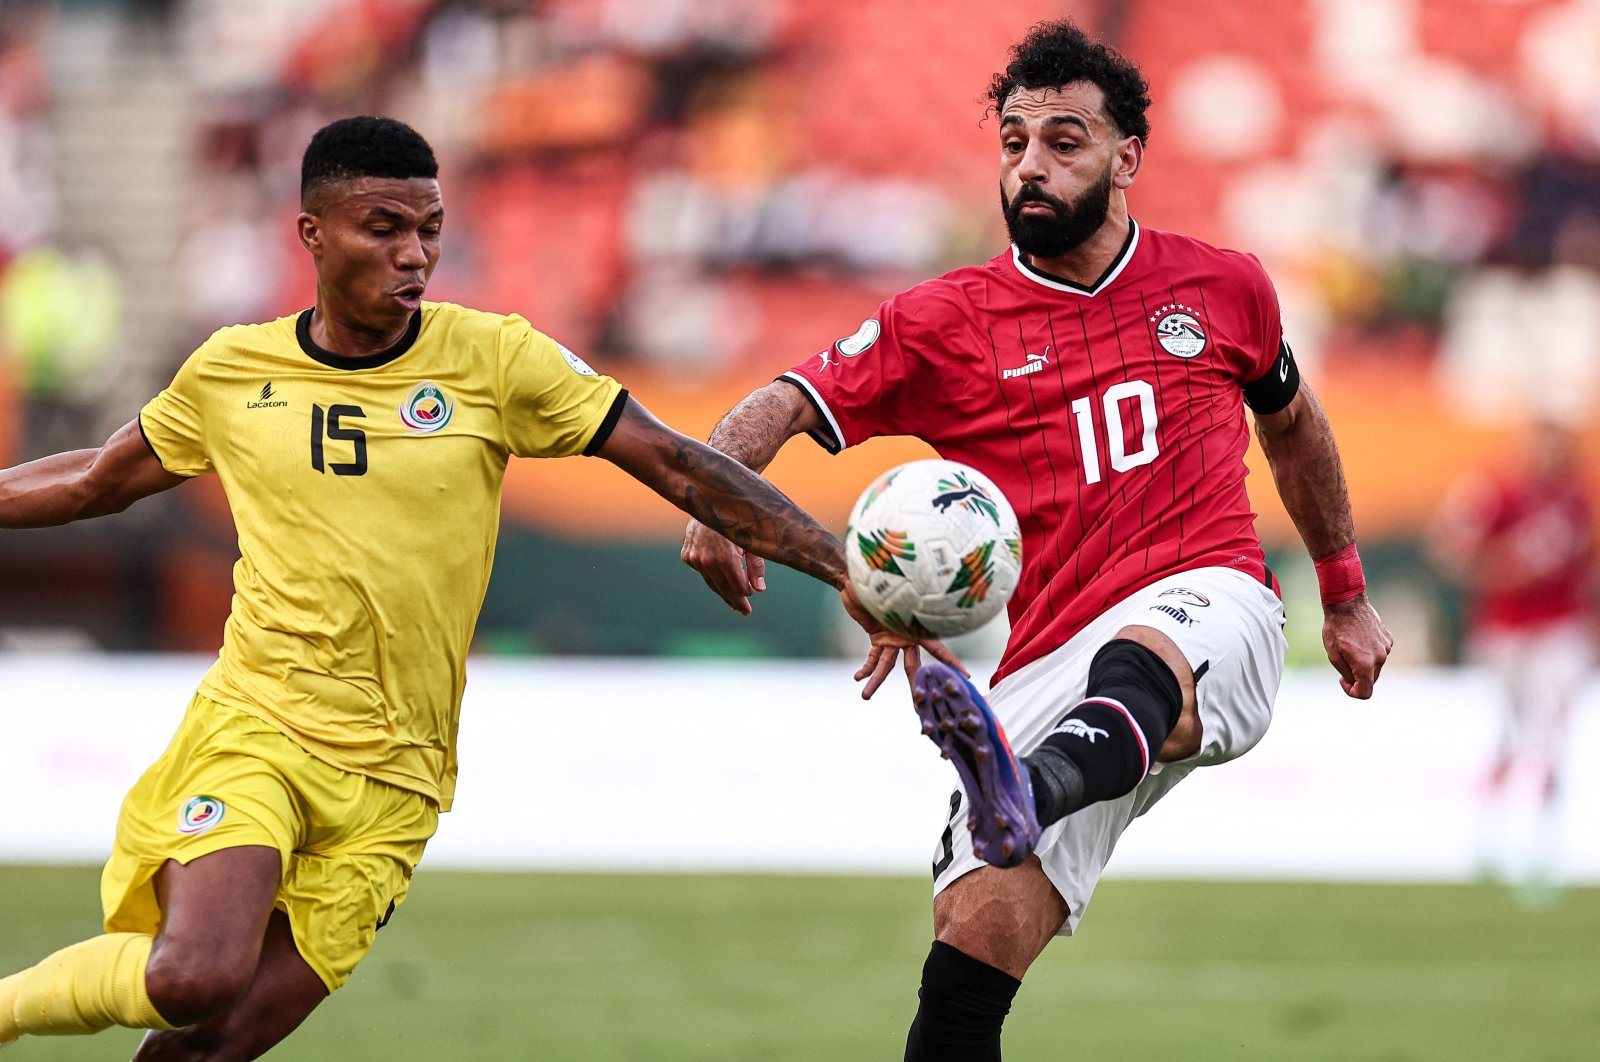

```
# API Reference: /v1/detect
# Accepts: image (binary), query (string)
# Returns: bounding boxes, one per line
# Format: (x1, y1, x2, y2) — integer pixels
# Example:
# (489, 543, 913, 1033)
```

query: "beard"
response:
(1001, 162, 1114, 259)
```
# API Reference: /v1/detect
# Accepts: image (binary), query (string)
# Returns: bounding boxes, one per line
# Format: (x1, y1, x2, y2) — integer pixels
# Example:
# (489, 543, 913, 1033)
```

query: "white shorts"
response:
(931, 566, 1288, 935)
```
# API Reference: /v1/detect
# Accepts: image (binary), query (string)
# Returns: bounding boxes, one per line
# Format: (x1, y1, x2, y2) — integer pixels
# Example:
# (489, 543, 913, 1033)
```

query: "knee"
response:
(144, 948, 255, 1028)
(932, 863, 1065, 979)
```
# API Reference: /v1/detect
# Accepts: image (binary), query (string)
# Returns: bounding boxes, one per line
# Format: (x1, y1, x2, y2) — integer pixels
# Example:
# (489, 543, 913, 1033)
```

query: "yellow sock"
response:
(2, 933, 179, 1040)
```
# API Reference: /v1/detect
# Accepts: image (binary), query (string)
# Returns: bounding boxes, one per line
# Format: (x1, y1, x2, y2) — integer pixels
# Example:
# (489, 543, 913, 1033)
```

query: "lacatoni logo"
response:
(1149, 304, 1207, 358)
(247, 381, 288, 409)
(399, 381, 454, 434)
(177, 796, 225, 836)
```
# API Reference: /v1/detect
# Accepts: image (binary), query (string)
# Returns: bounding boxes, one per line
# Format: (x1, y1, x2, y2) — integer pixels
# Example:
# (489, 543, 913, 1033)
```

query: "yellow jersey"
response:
(139, 301, 624, 810)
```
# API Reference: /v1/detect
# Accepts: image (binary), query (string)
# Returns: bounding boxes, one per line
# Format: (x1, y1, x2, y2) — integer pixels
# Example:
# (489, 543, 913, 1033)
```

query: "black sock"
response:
(1023, 639, 1183, 826)
(904, 941, 1021, 1062)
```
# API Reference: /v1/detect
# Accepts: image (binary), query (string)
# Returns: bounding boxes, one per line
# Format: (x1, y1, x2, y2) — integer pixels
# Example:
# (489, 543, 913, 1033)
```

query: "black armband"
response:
(1243, 339, 1300, 415)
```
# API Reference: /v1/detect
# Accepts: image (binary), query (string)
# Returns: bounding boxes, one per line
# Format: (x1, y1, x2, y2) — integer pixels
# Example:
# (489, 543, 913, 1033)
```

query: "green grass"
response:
(3, 867, 1597, 1060)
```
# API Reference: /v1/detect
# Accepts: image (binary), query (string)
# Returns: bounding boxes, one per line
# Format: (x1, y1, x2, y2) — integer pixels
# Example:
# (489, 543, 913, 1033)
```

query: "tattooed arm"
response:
(603, 393, 964, 697)
(680, 383, 821, 615)
(1254, 383, 1393, 698)
(597, 394, 845, 590)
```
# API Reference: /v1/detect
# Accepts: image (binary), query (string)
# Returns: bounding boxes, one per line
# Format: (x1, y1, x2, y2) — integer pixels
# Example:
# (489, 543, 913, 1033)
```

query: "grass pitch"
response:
(1, 866, 1596, 1060)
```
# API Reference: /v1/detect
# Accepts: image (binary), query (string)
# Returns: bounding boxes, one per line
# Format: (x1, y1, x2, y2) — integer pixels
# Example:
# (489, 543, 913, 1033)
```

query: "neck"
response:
(1019, 201, 1132, 287)
(309, 296, 412, 359)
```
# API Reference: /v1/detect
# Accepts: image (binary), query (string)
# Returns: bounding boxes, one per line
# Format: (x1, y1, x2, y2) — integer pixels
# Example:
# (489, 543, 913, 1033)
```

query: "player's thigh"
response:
(103, 695, 303, 950)
(1118, 570, 1287, 768)
(134, 908, 329, 1062)
(280, 775, 438, 993)
(144, 846, 286, 1021)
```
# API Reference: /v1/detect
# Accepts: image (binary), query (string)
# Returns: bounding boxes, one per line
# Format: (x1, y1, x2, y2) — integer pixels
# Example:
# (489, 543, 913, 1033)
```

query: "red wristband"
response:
(1313, 543, 1366, 605)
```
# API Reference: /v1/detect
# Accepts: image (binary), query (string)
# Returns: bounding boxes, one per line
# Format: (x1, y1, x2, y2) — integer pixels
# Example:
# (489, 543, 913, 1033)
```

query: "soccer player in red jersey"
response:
(682, 20, 1393, 1059)
(1432, 420, 1595, 896)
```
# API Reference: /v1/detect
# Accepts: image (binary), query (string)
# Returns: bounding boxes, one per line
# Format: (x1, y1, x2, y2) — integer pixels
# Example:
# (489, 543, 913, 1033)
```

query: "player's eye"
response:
(421, 227, 442, 238)
(1055, 141, 1076, 153)
(1002, 140, 1024, 154)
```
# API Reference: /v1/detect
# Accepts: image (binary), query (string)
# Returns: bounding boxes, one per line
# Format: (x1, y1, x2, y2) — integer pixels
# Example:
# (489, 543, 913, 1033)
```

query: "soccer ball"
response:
(845, 459, 1023, 639)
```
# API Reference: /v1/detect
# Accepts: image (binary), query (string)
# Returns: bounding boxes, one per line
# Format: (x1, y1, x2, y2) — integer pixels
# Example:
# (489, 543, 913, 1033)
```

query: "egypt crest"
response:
(399, 380, 454, 434)
(1149, 304, 1207, 358)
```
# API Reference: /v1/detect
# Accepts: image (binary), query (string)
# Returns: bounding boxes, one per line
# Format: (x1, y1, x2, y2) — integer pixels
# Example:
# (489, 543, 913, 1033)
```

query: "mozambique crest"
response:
(1149, 303, 1207, 358)
(177, 795, 225, 836)
(399, 381, 454, 434)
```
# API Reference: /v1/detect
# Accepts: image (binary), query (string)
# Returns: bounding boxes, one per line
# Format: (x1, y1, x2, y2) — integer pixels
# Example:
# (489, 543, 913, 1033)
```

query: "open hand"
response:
(841, 581, 968, 699)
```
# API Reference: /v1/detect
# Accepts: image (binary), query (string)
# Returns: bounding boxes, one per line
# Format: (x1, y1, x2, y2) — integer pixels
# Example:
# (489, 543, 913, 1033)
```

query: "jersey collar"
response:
(1009, 218, 1140, 297)
(297, 307, 422, 370)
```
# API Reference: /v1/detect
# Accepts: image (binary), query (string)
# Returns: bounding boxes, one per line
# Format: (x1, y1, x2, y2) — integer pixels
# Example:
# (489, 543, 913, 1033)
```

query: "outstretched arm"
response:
(602, 393, 964, 697)
(1254, 385, 1393, 698)
(597, 394, 843, 590)
(681, 382, 822, 614)
(0, 419, 186, 529)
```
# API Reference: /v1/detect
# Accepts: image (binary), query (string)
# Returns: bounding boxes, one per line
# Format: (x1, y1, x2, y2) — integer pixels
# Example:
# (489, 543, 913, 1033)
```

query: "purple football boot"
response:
(912, 662, 1041, 868)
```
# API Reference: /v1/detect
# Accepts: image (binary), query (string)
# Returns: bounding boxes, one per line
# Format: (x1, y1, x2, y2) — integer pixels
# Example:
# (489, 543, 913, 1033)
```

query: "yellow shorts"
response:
(101, 693, 439, 991)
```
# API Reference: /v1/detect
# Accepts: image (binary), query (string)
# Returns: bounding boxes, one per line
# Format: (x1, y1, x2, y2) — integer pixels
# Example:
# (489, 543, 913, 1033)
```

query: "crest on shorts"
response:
(177, 796, 226, 836)
(1149, 304, 1207, 358)
(399, 381, 454, 435)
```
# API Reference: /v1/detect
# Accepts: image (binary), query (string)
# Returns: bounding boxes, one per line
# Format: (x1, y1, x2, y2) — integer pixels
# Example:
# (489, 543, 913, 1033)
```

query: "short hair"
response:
(300, 116, 439, 210)
(987, 20, 1152, 144)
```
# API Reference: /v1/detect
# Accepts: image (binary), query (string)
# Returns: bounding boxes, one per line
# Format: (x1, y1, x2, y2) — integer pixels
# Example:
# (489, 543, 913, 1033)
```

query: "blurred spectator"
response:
(1431, 420, 1596, 902)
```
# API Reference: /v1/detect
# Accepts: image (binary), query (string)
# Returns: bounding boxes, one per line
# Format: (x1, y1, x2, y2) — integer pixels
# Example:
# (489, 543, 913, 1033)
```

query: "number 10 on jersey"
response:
(1070, 380, 1158, 486)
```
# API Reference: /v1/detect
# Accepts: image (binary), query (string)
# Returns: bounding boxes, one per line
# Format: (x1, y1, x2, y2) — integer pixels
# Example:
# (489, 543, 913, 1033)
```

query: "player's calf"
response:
(1024, 638, 1183, 826)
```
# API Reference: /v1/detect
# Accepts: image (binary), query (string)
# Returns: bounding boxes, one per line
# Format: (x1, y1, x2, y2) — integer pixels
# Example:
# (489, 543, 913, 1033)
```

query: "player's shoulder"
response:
(1140, 226, 1275, 291)
(880, 261, 997, 331)
(186, 313, 301, 371)
(420, 300, 558, 349)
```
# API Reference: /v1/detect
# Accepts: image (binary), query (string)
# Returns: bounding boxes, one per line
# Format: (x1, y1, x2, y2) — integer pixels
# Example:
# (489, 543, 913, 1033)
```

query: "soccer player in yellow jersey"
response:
(0, 116, 952, 1060)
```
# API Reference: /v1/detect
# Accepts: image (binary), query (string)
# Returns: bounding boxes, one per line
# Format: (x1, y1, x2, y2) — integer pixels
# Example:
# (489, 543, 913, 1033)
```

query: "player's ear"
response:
(1113, 135, 1142, 189)
(297, 212, 321, 256)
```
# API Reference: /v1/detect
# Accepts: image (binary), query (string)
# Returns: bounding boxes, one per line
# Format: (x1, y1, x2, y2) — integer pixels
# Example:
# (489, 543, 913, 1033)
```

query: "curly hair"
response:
(300, 116, 439, 209)
(987, 20, 1152, 144)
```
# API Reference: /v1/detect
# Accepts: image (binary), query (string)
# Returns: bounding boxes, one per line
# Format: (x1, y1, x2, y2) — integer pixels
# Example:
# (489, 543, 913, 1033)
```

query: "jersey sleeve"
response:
(1231, 253, 1299, 415)
(496, 315, 626, 459)
(775, 294, 921, 453)
(138, 345, 215, 477)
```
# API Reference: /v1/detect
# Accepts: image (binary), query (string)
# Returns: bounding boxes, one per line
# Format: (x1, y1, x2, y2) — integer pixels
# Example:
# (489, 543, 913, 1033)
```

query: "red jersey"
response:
(781, 222, 1289, 682)
(1453, 474, 1594, 631)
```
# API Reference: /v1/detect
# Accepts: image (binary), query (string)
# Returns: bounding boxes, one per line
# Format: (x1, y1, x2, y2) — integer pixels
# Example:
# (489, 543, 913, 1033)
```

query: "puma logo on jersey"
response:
(247, 382, 288, 409)
(1002, 347, 1050, 379)
(1055, 718, 1109, 743)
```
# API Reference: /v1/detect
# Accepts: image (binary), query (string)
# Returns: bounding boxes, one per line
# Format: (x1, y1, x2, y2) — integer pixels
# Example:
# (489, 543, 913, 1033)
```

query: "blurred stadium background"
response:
(2, 0, 1599, 1058)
